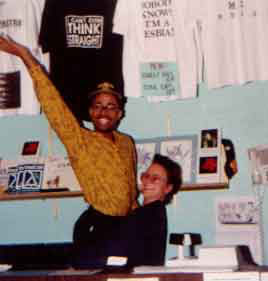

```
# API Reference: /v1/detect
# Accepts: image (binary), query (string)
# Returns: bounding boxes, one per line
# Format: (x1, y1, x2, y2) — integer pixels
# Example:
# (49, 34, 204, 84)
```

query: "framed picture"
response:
(135, 139, 157, 185)
(199, 156, 218, 174)
(135, 135, 198, 185)
(201, 128, 219, 149)
(197, 128, 222, 183)
(159, 135, 198, 184)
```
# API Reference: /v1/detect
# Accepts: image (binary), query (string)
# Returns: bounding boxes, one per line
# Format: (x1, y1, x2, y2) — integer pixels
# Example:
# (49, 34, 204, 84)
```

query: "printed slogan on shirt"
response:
(141, 0, 174, 39)
(65, 15, 104, 48)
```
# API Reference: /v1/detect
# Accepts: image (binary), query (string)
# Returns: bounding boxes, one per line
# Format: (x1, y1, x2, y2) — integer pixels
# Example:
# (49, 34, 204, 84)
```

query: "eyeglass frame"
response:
(90, 103, 121, 113)
(140, 172, 168, 184)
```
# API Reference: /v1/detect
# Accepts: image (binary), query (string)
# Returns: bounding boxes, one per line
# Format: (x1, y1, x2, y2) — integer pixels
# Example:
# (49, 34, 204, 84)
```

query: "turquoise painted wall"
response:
(0, 80, 268, 264)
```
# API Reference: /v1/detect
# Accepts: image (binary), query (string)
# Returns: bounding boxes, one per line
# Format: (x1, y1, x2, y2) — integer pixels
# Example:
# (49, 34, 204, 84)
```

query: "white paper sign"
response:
(43, 156, 81, 191)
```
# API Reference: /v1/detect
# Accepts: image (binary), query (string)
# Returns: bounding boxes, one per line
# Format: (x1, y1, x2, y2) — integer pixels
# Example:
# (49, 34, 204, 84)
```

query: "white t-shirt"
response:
(186, 0, 268, 89)
(113, 0, 198, 102)
(0, 0, 46, 116)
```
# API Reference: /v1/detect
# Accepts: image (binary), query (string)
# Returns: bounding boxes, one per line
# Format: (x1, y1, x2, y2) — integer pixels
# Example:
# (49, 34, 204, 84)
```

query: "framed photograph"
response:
(197, 128, 222, 183)
(199, 156, 218, 174)
(200, 128, 219, 150)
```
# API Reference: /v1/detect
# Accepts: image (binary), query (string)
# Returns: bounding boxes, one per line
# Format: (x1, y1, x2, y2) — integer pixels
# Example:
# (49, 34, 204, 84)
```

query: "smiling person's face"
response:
(89, 93, 123, 137)
(140, 163, 172, 205)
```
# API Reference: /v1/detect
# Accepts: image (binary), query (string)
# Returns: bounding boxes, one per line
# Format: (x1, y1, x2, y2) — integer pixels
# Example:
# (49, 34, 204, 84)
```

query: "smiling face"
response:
(140, 163, 172, 205)
(89, 92, 123, 138)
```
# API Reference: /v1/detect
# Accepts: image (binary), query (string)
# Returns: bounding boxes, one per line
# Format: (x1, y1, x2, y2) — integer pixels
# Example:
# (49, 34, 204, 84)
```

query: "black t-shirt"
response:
(39, 0, 123, 122)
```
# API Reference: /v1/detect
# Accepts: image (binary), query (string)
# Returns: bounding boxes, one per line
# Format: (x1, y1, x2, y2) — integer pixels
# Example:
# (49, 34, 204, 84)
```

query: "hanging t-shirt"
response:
(186, 0, 268, 89)
(39, 0, 123, 121)
(113, 0, 199, 102)
(0, 0, 45, 116)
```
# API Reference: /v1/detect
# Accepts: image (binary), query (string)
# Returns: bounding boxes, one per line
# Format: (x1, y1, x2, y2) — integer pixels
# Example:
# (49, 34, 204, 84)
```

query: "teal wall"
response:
(0, 80, 268, 264)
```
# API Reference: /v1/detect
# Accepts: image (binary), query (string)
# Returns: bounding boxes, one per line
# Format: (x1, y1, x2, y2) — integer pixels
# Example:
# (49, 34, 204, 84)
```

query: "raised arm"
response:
(0, 34, 86, 150)
(0, 34, 88, 193)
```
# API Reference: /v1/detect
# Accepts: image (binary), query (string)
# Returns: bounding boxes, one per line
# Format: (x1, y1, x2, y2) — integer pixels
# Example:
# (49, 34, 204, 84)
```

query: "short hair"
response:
(152, 154, 182, 205)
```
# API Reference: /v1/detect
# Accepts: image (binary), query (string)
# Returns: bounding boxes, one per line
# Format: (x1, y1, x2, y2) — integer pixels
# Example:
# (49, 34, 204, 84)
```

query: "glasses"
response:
(91, 104, 120, 113)
(140, 172, 167, 184)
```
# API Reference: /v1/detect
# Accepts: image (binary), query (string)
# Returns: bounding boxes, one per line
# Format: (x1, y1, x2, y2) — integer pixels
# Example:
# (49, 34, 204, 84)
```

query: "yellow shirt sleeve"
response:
(28, 65, 138, 216)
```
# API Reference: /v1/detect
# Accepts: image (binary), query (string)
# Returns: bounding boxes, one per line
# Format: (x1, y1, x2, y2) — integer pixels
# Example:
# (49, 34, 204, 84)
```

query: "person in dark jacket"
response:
(73, 154, 182, 268)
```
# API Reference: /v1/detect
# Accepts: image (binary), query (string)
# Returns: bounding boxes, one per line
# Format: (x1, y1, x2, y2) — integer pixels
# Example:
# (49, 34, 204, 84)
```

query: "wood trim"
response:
(0, 183, 228, 202)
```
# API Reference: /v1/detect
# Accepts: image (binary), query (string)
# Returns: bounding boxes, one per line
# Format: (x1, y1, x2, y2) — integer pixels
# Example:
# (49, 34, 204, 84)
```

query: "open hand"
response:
(0, 33, 28, 57)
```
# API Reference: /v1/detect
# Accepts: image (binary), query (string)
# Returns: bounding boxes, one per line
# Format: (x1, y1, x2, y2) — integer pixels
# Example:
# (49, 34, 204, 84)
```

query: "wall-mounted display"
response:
(197, 128, 223, 184)
(135, 135, 198, 185)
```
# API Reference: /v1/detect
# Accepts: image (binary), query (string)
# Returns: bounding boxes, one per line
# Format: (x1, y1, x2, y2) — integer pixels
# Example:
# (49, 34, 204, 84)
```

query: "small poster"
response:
(140, 62, 179, 98)
(216, 196, 259, 229)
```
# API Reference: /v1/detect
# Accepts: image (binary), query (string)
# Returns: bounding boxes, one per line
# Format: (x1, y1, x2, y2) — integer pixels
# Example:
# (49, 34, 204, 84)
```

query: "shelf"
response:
(0, 191, 82, 201)
(0, 183, 228, 202)
(181, 182, 228, 191)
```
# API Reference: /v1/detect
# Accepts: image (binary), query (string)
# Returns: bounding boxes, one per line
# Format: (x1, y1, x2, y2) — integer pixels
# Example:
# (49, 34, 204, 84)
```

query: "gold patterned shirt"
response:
(29, 65, 138, 216)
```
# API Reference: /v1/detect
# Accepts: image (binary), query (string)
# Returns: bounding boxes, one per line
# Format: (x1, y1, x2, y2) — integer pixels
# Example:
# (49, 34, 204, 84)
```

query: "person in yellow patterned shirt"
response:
(0, 34, 139, 265)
